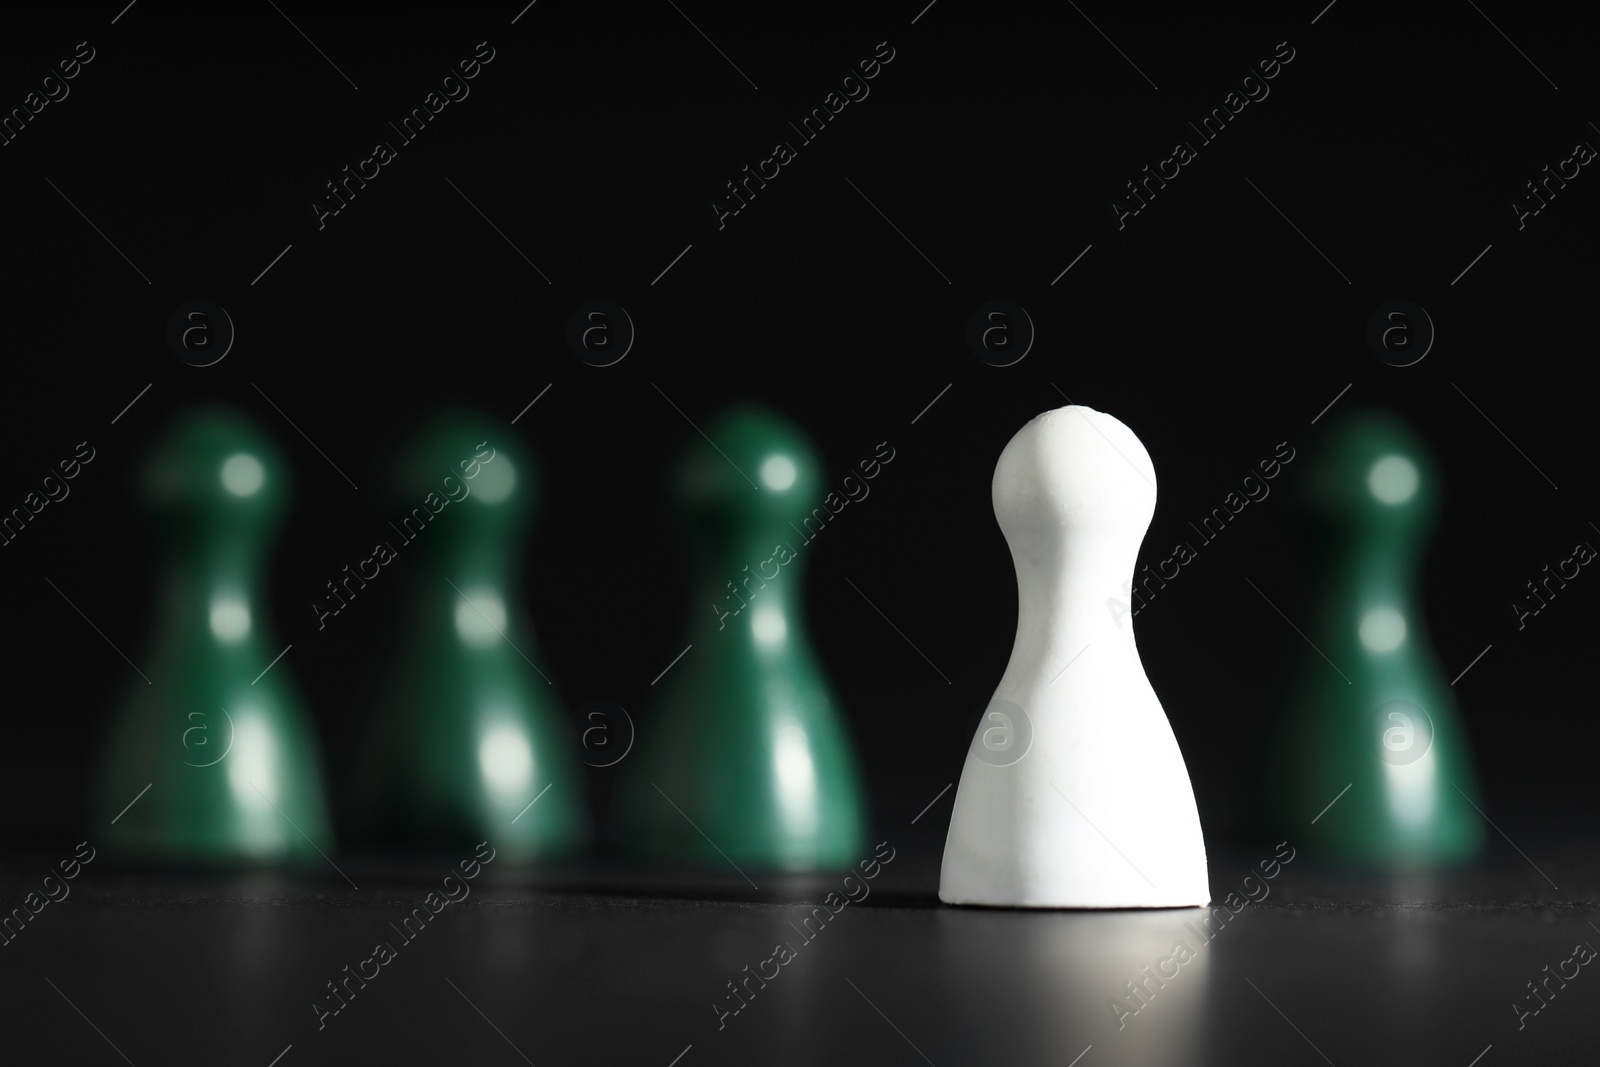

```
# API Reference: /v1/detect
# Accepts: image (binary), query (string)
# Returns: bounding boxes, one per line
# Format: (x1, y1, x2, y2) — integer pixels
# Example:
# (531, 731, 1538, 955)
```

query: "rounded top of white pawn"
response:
(993, 405, 1157, 552)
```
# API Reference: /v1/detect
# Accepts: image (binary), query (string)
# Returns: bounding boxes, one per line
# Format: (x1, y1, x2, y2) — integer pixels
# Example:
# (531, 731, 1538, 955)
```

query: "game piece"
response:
(96, 408, 334, 863)
(1280, 410, 1483, 864)
(355, 413, 587, 861)
(615, 404, 866, 871)
(940, 404, 1210, 908)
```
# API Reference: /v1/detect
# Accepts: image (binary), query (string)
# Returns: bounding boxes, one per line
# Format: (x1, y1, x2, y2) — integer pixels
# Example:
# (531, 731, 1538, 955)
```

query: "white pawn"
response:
(939, 405, 1209, 908)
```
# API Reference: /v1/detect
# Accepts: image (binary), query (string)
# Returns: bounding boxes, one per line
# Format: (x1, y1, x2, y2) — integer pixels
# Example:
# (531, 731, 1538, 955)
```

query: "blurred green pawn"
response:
(97, 408, 333, 865)
(615, 404, 866, 871)
(356, 413, 586, 862)
(1284, 410, 1483, 865)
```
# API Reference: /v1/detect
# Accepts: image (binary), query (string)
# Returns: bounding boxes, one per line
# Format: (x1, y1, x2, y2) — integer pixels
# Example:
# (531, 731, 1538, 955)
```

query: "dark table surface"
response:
(4, 845, 1597, 1067)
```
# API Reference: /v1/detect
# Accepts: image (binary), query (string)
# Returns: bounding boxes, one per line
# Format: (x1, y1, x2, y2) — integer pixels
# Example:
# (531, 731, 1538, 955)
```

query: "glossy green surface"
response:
(356, 413, 587, 862)
(1285, 410, 1483, 865)
(97, 408, 333, 865)
(616, 405, 867, 871)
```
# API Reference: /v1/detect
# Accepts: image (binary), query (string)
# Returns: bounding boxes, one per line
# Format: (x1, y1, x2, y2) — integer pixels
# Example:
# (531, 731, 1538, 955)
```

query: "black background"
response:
(2, 2, 1596, 870)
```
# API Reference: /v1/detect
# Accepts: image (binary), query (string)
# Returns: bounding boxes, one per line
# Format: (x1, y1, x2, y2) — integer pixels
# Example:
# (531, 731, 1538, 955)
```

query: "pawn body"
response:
(356, 415, 586, 862)
(616, 405, 866, 871)
(97, 408, 332, 864)
(940, 405, 1209, 908)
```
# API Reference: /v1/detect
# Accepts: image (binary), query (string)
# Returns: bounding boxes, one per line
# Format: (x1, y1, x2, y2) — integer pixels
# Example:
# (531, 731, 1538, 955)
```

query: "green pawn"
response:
(356, 414, 586, 862)
(1283, 409, 1483, 866)
(97, 408, 333, 865)
(616, 404, 866, 872)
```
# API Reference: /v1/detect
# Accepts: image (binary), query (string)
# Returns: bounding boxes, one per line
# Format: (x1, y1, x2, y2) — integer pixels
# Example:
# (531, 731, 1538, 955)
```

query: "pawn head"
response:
(393, 411, 532, 540)
(992, 404, 1157, 566)
(675, 404, 824, 550)
(142, 407, 288, 547)
(1302, 409, 1437, 544)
